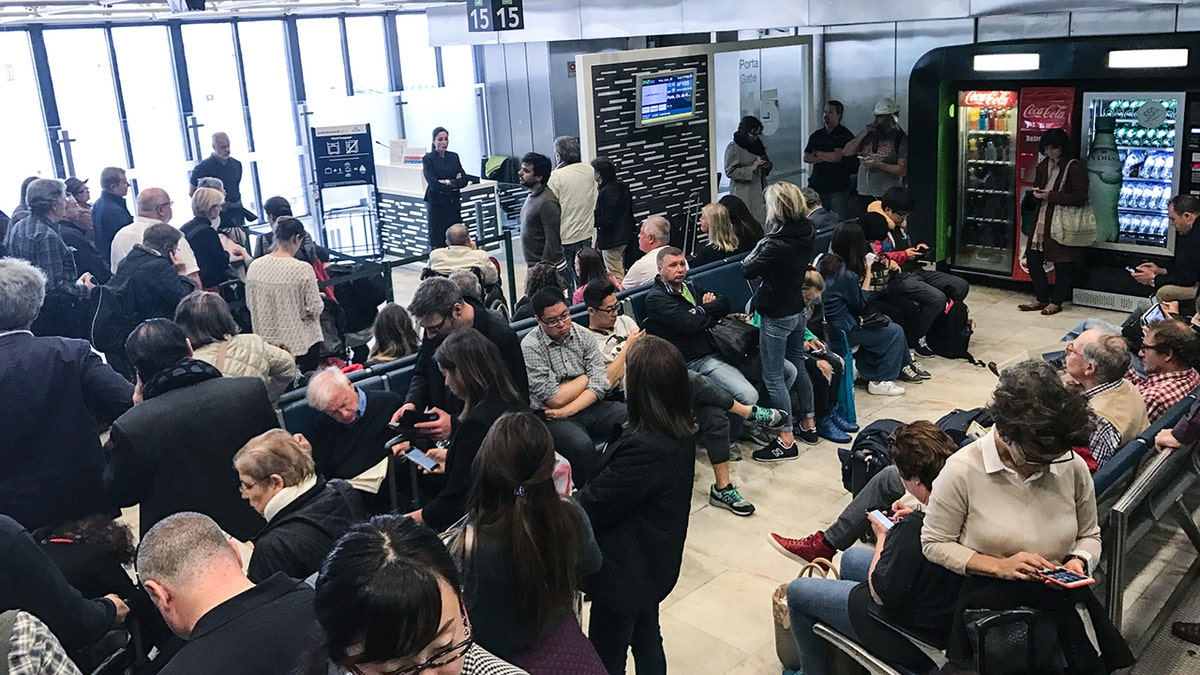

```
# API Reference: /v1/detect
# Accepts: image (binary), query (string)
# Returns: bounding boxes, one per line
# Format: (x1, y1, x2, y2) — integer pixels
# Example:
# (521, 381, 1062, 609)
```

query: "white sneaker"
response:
(868, 380, 906, 396)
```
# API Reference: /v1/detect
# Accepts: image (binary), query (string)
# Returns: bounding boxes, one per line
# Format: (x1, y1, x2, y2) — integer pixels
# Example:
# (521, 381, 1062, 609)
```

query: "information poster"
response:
(312, 124, 376, 189)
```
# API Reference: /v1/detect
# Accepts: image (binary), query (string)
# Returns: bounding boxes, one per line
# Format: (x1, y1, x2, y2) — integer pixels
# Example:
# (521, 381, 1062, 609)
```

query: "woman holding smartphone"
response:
(921, 362, 1133, 672)
(1019, 127, 1088, 316)
(392, 328, 525, 531)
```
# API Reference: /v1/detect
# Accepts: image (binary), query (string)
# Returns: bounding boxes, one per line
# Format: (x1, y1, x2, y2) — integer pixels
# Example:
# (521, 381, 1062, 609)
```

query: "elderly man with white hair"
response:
(293, 367, 410, 513)
(620, 215, 672, 287)
(136, 512, 322, 673)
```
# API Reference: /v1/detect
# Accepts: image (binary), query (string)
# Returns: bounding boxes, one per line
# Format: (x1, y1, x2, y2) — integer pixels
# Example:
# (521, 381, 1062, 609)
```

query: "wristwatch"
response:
(1062, 554, 1089, 575)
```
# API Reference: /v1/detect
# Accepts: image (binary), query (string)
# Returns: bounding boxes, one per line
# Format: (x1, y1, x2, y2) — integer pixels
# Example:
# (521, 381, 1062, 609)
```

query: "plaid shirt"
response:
(521, 322, 610, 409)
(6, 215, 87, 302)
(5, 611, 82, 675)
(1084, 381, 1123, 468)
(1126, 366, 1200, 422)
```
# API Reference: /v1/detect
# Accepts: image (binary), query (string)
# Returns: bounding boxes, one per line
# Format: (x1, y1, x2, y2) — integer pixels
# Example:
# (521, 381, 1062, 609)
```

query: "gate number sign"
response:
(467, 0, 524, 32)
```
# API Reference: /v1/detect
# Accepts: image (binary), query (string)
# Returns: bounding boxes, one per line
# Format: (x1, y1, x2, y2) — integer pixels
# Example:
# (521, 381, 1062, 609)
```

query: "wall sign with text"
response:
(467, 0, 524, 32)
(311, 124, 376, 189)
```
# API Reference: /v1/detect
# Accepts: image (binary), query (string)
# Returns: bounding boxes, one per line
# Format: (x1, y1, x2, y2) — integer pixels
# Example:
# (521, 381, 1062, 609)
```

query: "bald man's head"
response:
(137, 188, 173, 221)
(446, 223, 470, 247)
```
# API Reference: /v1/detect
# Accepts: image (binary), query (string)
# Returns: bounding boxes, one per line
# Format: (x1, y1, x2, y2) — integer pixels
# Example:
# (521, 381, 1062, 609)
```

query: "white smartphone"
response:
(401, 448, 439, 472)
(868, 509, 894, 531)
(865, 252, 878, 267)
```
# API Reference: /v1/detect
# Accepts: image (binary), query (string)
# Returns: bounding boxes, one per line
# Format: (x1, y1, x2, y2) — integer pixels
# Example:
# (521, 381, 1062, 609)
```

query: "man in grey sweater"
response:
(518, 152, 565, 275)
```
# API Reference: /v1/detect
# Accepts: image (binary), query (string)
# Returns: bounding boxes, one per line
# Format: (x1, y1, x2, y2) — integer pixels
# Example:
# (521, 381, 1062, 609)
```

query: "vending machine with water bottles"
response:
(1080, 92, 1185, 255)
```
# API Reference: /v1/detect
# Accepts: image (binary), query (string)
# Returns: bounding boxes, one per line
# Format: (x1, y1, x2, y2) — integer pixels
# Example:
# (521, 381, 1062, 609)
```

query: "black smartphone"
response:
(388, 409, 439, 430)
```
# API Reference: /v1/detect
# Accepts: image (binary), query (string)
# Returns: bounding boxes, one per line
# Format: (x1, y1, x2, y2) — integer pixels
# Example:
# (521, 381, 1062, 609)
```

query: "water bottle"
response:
(1122, 150, 1144, 178)
(1087, 117, 1122, 243)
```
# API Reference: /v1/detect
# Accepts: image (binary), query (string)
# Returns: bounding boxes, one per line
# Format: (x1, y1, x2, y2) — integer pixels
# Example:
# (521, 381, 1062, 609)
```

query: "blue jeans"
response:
(759, 312, 815, 425)
(688, 353, 795, 439)
(786, 546, 874, 675)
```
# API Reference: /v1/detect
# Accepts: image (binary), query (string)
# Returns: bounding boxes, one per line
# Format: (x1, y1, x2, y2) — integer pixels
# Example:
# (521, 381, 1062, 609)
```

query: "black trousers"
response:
(426, 201, 460, 250)
(1027, 249, 1075, 306)
(588, 605, 665, 675)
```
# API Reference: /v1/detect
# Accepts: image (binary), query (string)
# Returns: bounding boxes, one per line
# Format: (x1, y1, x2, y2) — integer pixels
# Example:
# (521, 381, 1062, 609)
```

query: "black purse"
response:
(857, 310, 892, 331)
(964, 608, 1064, 675)
(1020, 190, 1042, 237)
(707, 315, 760, 366)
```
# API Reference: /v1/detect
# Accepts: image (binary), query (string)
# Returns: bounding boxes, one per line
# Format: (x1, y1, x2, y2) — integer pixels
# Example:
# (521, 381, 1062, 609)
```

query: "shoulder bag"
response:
(1049, 159, 1098, 247)
(772, 559, 839, 670)
(708, 314, 759, 366)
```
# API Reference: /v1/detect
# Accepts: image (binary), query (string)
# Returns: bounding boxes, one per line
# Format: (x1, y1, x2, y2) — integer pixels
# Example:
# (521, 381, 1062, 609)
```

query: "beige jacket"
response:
(192, 333, 299, 402)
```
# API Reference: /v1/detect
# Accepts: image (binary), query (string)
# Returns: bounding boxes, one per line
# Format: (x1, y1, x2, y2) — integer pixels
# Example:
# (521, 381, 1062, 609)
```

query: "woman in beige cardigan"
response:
(175, 291, 298, 402)
(921, 361, 1132, 671)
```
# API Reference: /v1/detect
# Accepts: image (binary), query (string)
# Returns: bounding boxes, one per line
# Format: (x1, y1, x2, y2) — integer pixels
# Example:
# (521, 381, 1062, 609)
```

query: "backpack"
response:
(926, 299, 984, 366)
(837, 418, 902, 495)
(90, 278, 139, 354)
(936, 407, 994, 447)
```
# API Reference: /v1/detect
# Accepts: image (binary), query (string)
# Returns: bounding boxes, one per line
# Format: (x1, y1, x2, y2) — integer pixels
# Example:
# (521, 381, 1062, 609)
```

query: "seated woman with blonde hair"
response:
(233, 428, 366, 583)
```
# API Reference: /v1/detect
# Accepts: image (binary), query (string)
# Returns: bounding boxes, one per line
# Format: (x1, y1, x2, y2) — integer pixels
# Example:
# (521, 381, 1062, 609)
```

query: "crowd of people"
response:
(2, 109, 1200, 675)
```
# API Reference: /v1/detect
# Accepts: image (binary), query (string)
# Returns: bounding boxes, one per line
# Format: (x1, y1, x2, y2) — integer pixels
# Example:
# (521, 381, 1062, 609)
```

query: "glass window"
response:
(42, 29, 125, 184)
(182, 22, 250, 201)
(441, 45, 477, 87)
(0, 32, 54, 197)
(344, 16, 389, 94)
(395, 13, 438, 89)
(111, 26, 190, 200)
(297, 18, 346, 103)
(239, 20, 306, 216)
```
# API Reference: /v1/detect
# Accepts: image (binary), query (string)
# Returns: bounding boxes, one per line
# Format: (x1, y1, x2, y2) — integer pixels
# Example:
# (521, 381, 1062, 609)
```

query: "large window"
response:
(182, 22, 250, 182)
(345, 16, 390, 94)
(42, 29, 124, 183)
(441, 45, 477, 87)
(395, 13, 439, 89)
(112, 26, 190, 199)
(239, 20, 305, 215)
(0, 32, 53, 195)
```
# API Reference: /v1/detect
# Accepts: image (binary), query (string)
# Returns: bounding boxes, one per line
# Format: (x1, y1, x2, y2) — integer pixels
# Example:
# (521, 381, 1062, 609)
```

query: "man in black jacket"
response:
(645, 247, 792, 443)
(58, 194, 111, 285)
(395, 276, 528, 439)
(0, 258, 133, 532)
(104, 319, 276, 540)
(0, 515, 129, 653)
(91, 167, 134, 265)
(1133, 194, 1200, 306)
(136, 512, 323, 674)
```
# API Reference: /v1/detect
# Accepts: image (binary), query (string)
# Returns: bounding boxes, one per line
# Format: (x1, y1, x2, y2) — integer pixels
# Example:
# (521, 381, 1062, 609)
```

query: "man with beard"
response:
(843, 98, 909, 218)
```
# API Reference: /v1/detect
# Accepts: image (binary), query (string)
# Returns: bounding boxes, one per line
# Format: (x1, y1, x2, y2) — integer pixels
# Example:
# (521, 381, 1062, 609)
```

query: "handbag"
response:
(707, 314, 760, 365)
(773, 559, 839, 669)
(964, 607, 1064, 675)
(1019, 190, 1041, 237)
(858, 310, 891, 331)
(1049, 160, 1098, 247)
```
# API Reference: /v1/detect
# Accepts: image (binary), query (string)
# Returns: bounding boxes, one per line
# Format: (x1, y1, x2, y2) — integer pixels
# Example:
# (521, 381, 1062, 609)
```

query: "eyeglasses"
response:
(419, 314, 452, 338)
(1065, 342, 1079, 355)
(237, 480, 259, 493)
(1140, 341, 1165, 353)
(538, 310, 573, 327)
(155, 201, 173, 210)
(591, 304, 620, 315)
(346, 611, 472, 675)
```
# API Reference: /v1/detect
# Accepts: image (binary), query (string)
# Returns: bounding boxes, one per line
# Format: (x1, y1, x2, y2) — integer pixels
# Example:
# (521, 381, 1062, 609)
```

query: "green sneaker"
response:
(751, 405, 790, 432)
(709, 483, 755, 516)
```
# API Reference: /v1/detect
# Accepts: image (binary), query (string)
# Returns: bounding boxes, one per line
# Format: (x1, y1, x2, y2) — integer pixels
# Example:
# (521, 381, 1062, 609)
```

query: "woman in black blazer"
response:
(422, 126, 470, 250)
(397, 327, 526, 532)
(181, 187, 248, 288)
(578, 334, 696, 675)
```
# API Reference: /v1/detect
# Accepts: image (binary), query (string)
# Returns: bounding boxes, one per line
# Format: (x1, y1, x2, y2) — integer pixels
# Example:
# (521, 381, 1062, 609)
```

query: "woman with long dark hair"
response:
(821, 221, 914, 396)
(719, 193, 765, 248)
(366, 302, 420, 366)
(591, 156, 635, 282)
(423, 126, 470, 250)
(245, 216, 325, 371)
(395, 328, 525, 532)
(571, 247, 621, 304)
(724, 116, 773, 224)
(578, 335, 696, 674)
(460, 411, 604, 671)
(314, 515, 528, 674)
(1019, 127, 1088, 315)
(511, 261, 566, 322)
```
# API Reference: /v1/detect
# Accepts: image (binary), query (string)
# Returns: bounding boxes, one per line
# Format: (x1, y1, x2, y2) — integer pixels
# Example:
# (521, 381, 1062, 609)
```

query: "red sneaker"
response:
(768, 531, 836, 565)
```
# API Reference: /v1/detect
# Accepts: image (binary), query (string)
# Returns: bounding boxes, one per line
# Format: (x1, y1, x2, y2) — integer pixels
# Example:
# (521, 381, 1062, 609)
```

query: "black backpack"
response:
(838, 418, 902, 495)
(936, 407, 994, 447)
(90, 277, 139, 354)
(926, 299, 983, 366)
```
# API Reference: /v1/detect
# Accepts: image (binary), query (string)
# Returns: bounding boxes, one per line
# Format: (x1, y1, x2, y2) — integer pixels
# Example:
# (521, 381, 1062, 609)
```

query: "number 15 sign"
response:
(467, 0, 524, 32)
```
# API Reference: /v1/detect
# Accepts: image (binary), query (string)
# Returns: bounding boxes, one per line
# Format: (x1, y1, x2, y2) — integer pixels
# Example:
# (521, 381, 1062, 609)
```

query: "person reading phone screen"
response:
(859, 186, 969, 357)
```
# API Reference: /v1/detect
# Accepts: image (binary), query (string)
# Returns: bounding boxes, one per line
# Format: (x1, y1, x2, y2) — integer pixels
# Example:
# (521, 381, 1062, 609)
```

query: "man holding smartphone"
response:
(1130, 194, 1200, 306)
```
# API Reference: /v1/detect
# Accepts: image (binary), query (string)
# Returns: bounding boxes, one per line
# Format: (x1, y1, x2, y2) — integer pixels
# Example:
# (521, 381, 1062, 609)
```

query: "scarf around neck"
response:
(733, 130, 767, 158)
(143, 358, 223, 400)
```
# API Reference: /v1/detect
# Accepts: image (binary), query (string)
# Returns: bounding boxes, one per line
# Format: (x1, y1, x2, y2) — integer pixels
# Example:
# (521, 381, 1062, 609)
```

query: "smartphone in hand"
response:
(400, 447, 439, 472)
(868, 509, 894, 531)
(1038, 567, 1095, 588)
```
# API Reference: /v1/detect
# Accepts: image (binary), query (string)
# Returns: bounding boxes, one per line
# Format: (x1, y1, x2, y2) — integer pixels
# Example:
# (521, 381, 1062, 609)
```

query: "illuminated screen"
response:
(636, 69, 697, 128)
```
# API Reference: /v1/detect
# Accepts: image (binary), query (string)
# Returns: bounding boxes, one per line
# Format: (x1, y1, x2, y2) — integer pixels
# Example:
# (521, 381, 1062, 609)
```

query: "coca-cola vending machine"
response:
(1013, 87, 1076, 281)
(953, 89, 1018, 275)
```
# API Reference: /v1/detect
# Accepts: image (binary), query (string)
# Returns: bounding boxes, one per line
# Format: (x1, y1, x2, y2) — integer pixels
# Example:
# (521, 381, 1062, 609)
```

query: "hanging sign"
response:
(467, 0, 524, 32)
(312, 124, 375, 189)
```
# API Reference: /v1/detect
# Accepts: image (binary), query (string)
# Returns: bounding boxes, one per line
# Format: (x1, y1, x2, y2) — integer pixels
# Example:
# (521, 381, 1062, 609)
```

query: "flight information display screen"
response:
(636, 69, 697, 128)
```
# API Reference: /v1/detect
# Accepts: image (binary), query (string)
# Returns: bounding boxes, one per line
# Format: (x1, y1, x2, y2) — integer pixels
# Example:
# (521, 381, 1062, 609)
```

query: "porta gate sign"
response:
(312, 124, 376, 189)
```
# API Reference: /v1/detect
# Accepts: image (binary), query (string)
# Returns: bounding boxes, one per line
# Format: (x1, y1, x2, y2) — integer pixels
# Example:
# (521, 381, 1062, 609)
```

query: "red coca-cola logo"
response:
(961, 90, 1018, 108)
(1023, 103, 1069, 122)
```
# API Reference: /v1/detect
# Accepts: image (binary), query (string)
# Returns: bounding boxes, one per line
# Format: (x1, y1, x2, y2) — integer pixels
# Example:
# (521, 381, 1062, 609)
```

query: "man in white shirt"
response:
(427, 223, 498, 285)
(620, 215, 671, 287)
(109, 187, 201, 289)
(546, 136, 597, 290)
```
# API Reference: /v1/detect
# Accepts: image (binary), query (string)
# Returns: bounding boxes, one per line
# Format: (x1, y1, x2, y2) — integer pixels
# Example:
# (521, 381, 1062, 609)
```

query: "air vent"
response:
(1072, 289, 1150, 313)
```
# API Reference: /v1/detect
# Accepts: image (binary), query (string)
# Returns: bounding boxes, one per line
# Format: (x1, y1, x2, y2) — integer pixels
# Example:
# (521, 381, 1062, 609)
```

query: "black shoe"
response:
(709, 483, 755, 516)
(898, 365, 925, 383)
(795, 427, 820, 445)
(752, 438, 799, 462)
(914, 340, 936, 358)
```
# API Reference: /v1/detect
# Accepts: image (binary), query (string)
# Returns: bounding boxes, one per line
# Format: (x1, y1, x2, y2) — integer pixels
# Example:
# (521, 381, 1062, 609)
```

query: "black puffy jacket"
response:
(248, 478, 366, 583)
